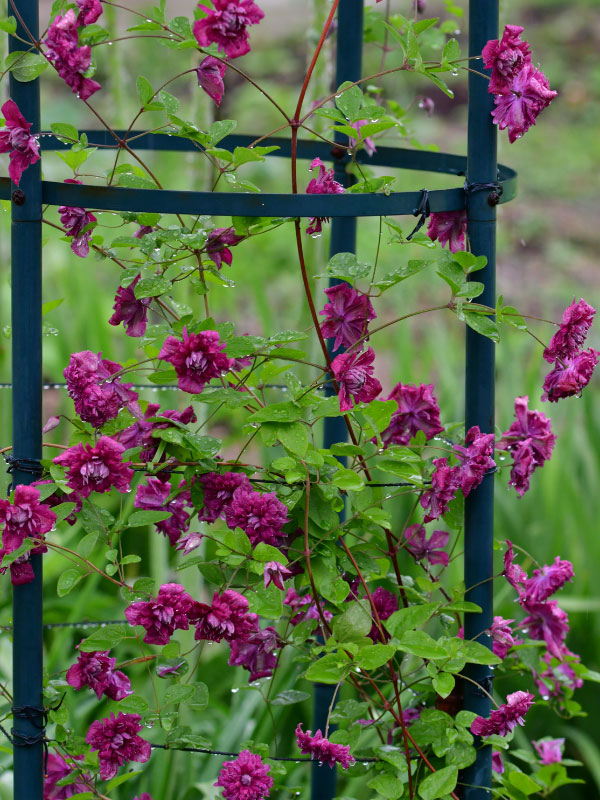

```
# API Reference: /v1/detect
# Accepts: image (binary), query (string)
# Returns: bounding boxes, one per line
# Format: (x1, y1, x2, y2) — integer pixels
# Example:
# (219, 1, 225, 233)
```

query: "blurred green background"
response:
(0, 0, 598, 797)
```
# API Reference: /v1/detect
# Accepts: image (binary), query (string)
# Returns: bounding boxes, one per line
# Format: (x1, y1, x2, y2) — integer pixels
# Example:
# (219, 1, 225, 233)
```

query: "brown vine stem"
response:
(303, 472, 332, 636)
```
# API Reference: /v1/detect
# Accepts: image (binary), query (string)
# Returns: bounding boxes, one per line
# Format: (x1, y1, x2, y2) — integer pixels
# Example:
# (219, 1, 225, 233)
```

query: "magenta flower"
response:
(368, 586, 398, 642)
(503, 540, 527, 594)
(225, 487, 288, 547)
(135, 478, 192, 547)
(331, 347, 382, 412)
(404, 524, 449, 566)
(159, 328, 232, 394)
(542, 348, 599, 402)
(134, 225, 154, 238)
(192, 589, 256, 643)
(492, 63, 557, 143)
(305, 157, 345, 236)
(134, 795, 153, 800)
(470, 690, 534, 738)
(44, 753, 90, 800)
(426, 210, 467, 253)
(64, 350, 139, 428)
(125, 583, 196, 645)
(482, 24, 531, 94)
(0, 99, 40, 186)
(75, 0, 103, 26)
(522, 557, 574, 604)
(0, 551, 36, 585)
(53, 437, 133, 498)
(66, 644, 132, 701)
(109, 274, 152, 337)
(284, 588, 332, 631)
(499, 396, 556, 496)
(197, 56, 228, 106)
(295, 723, 355, 769)
(215, 750, 273, 800)
(59, 202, 97, 258)
(488, 616, 516, 660)
(319, 283, 376, 351)
(263, 561, 293, 590)
(117, 402, 196, 461)
(0, 484, 56, 553)
(535, 652, 583, 699)
(193, 0, 264, 59)
(543, 298, 596, 363)
(196, 471, 252, 523)
(381, 382, 444, 447)
(491, 751, 504, 774)
(453, 425, 496, 497)
(348, 120, 376, 157)
(44, 10, 101, 100)
(533, 738, 564, 765)
(206, 227, 245, 269)
(176, 531, 204, 555)
(85, 712, 151, 781)
(420, 458, 460, 523)
(228, 623, 279, 682)
(521, 599, 569, 659)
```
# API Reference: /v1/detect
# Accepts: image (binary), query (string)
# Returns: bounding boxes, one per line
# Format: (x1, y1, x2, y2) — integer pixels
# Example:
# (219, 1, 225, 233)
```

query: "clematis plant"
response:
(0, 3, 594, 800)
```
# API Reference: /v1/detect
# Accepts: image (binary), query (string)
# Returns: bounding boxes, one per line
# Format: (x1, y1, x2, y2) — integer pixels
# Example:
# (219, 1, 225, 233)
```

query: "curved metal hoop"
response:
(0, 132, 517, 216)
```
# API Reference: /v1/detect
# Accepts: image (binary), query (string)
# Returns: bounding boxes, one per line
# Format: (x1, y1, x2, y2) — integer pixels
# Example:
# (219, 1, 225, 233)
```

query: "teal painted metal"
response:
(464, 3, 499, 799)
(311, 4, 364, 800)
(1, 1, 514, 797)
(9, 1, 45, 798)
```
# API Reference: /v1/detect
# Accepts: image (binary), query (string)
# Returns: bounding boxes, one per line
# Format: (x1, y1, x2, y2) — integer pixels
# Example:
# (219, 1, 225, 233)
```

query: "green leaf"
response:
(458, 639, 502, 666)
(385, 602, 441, 638)
(106, 771, 143, 791)
(4, 51, 48, 82)
(164, 684, 195, 706)
(277, 422, 308, 457)
(252, 543, 288, 564)
(0, 16, 17, 34)
(335, 81, 363, 120)
(324, 251, 372, 283)
(463, 310, 500, 343)
(251, 402, 303, 424)
(333, 599, 372, 642)
(78, 625, 130, 652)
(53, 502, 77, 524)
(117, 694, 149, 713)
(418, 765, 458, 800)
(136, 75, 154, 105)
(57, 569, 85, 597)
(356, 644, 396, 671)
(127, 509, 172, 527)
(432, 672, 455, 698)
(78, 531, 99, 559)
(442, 38, 461, 65)
(508, 771, 543, 796)
(332, 469, 364, 492)
(395, 631, 449, 660)
(305, 653, 350, 684)
(134, 276, 172, 299)
(443, 601, 482, 613)
(367, 773, 405, 800)
(271, 690, 311, 706)
(247, 583, 283, 619)
(207, 119, 237, 146)
(50, 122, 78, 142)
(118, 172, 157, 189)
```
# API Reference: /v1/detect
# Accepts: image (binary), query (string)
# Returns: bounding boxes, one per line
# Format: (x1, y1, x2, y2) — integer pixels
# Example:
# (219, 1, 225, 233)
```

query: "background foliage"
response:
(0, 0, 598, 797)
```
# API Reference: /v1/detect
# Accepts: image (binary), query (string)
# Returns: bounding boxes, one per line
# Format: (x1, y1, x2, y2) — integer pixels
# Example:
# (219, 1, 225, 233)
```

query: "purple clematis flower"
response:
(331, 347, 382, 412)
(381, 382, 444, 447)
(404, 524, 449, 566)
(215, 750, 273, 800)
(305, 157, 345, 236)
(85, 712, 151, 781)
(295, 724, 355, 769)
(197, 56, 227, 106)
(193, 0, 264, 59)
(0, 99, 40, 186)
(206, 227, 245, 269)
(109, 274, 152, 337)
(471, 690, 534, 738)
(44, 10, 101, 99)
(319, 282, 376, 351)
(159, 328, 232, 394)
(426, 210, 467, 253)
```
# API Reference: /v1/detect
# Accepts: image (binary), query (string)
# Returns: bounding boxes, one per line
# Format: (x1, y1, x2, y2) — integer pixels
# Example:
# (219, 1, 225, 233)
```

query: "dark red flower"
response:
(197, 56, 228, 106)
(305, 157, 344, 236)
(53, 437, 134, 498)
(64, 350, 139, 428)
(59, 202, 97, 258)
(196, 471, 252, 523)
(215, 750, 273, 800)
(522, 557, 574, 604)
(85, 712, 151, 781)
(159, 328, 232, 394)
(482, 24, 532, 94)
(225, 487, 288, 547)
(426, 210, 467, 252)
(453, 425, 495, 497)
(117, 402, 196, 461)
(44, 10, 101, 99)
(367, 587, 398, 642)
(491, 63, 557, 143)
(0, 99, 40, 186)
(109, 274, 152, 337)
(75, 0, 103, 26)
(543, 299, 596, 363)
(488, 616, 516, 660)
(331, 347, 382, 412)
(193, 0, 264, 59)
(192, 589, 256, 643)
(66, 644, 132, 701)
(206, 227, 245, 269)
(228, 621, 279, 681)
(44, 753, 90, 800)
(521, 599, 570, 658)
(542, 348, 599, 402)
(125, 583, 196, 645)
(319, 283, 376, 351)
(404, 524, 449, 566)
(499, 396, 556, 496)
(295, 723, 355, 769)
(134, 478, 192, 546)
(419, 459, 460, 523)
(471, 690, 534, 738)
(381, 382, 443, 447)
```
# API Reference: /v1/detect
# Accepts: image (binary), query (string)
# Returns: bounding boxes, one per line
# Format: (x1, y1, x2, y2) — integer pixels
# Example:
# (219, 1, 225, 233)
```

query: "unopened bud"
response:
(418, 97, 435, 116)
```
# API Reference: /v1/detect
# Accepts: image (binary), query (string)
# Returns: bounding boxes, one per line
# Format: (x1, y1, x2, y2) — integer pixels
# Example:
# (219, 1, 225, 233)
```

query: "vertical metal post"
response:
(311, 4, 363, 800)
(9, 0, 44, 798)
(464, 2, 498, 799)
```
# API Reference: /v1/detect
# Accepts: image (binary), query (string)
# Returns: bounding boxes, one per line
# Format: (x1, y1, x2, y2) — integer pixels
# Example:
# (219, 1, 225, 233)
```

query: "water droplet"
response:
(231, 687, 239, 693)
(311, 233, 322, 240)
(107, 41, 113, 46)
(451, 69, 459, 77)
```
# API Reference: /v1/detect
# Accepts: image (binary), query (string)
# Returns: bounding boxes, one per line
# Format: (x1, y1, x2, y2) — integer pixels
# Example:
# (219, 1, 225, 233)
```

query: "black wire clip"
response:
(406, 188, 431, 241)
